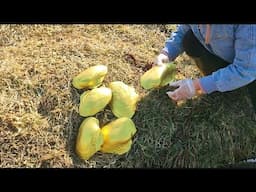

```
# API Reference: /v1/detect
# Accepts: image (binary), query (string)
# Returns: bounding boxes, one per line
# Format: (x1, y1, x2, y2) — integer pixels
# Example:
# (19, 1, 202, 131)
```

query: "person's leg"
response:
(246, 81, 256, 112)
(182, 29, 229, 75)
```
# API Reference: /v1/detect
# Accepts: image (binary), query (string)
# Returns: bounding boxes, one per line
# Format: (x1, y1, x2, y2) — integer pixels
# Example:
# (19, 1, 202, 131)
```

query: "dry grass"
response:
(0, 24, 255, 168)
(0, 24, 169, 167)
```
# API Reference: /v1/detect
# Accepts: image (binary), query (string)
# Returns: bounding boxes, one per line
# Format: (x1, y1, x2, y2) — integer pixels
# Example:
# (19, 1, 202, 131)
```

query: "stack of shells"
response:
(72, 65, 139, 160)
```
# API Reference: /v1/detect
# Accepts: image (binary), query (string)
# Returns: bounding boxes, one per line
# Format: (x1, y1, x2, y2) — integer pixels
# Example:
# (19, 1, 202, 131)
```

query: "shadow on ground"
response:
(67, 83, 256, 168)
(122, 87, 256, 168)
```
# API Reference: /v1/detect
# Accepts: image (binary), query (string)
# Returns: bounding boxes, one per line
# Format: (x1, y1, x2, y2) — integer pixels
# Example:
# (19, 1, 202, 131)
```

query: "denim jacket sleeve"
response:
(162, 24, 191, 60)
(200, 25, 256, 93)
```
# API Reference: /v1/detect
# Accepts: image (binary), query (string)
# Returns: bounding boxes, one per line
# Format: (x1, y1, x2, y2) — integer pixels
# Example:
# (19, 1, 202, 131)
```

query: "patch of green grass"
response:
(115, 87, 256, 168)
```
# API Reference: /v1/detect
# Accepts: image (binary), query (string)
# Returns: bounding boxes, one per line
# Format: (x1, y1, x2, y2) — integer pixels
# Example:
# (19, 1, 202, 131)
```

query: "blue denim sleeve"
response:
(162, 24, 191, 60)
(200, 25, 256, 94)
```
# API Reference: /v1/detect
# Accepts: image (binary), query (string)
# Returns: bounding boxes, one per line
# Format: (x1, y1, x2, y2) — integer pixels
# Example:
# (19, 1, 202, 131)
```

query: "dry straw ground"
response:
(0, 24, 256, 168)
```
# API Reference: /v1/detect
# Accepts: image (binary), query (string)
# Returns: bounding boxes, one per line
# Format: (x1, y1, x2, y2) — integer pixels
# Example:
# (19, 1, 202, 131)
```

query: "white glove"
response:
(154, 53, 169, 66)
(166, 79, 196, 101)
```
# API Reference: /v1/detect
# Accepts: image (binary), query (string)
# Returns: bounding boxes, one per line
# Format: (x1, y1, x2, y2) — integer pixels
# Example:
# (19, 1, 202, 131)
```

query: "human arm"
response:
(155, 24, 191, 65)
(167, 25, 256, 102)
(199, 25, 256, 94)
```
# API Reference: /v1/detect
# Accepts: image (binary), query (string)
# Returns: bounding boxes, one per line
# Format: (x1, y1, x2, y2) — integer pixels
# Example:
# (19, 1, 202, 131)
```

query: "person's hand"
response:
(154, 53, 169, 66)
(166, 79, 196, 102)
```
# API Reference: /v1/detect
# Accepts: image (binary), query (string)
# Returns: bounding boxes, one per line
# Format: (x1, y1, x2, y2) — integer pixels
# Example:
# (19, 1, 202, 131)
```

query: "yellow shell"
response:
(100, 117, 136, 155)
(109, 81, 139, 118)
(79, 87, 112, 117)
(101, 140, 132, 155)
(76, 117, 104, 160)
(140, 62, 176, 89)
(72, 65, 108, 89)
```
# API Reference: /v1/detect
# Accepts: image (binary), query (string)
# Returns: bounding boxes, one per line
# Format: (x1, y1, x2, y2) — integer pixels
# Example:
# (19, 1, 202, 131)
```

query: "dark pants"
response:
(182, 29, 256, 111)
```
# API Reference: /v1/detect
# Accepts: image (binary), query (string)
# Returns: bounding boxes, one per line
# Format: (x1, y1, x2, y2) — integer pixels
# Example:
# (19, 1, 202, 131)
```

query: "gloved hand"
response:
(154, 53, 169, 66)
(166, 79, 196, 102)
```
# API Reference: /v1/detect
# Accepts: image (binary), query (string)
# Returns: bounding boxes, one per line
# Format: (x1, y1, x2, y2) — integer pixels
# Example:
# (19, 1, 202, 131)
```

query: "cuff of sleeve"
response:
(162, 47, 174, 61)
(199, 76, 218, 94)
